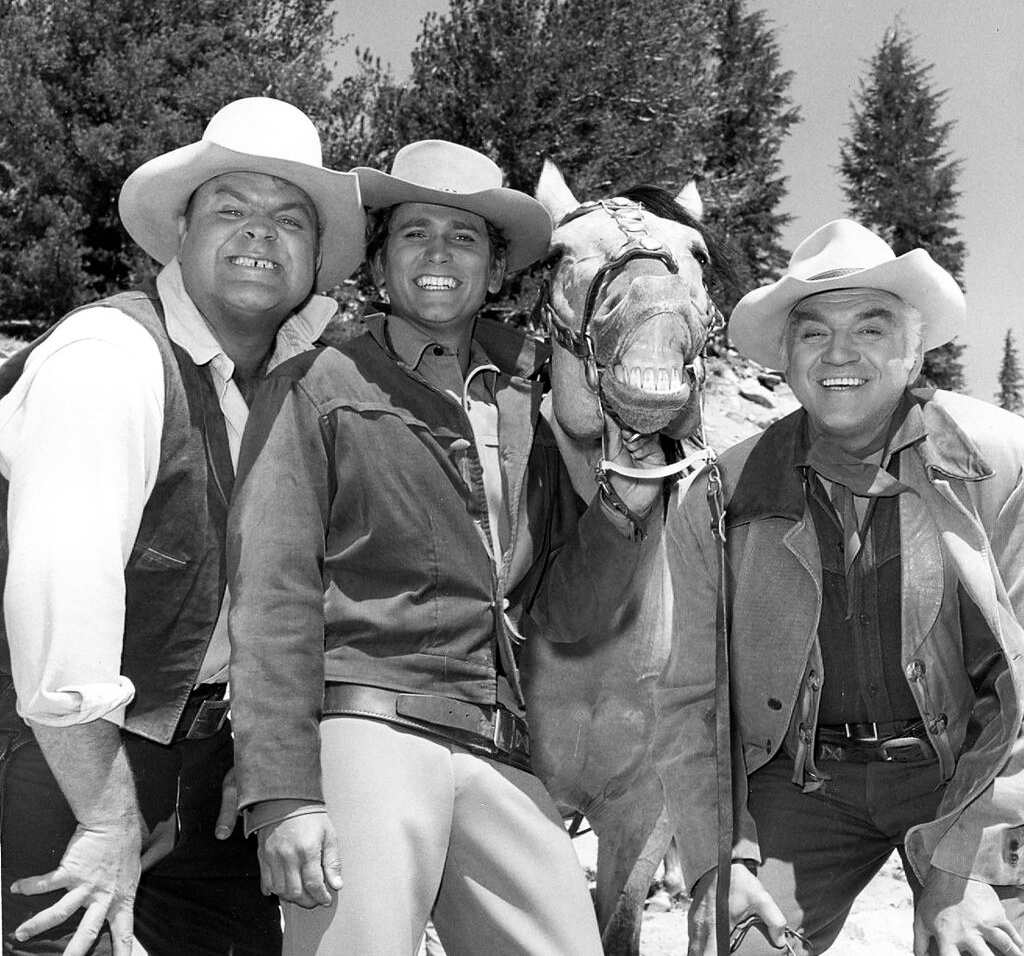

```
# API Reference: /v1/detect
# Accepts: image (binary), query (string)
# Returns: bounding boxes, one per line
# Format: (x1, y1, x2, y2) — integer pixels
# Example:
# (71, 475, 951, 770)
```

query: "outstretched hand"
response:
(914, 870, 1024, 956)
(11, 816, 142, 956)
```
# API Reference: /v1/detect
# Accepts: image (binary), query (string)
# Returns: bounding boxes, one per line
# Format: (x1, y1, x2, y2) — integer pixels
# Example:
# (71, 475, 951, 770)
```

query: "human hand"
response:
(602, 416, 667, 518)
(686, 863, 788, 956)
(214, 767, 238, 840)
(914, 870, 1024, 956)
(11, 816, 142, 956)
(257, 811, 343, 908)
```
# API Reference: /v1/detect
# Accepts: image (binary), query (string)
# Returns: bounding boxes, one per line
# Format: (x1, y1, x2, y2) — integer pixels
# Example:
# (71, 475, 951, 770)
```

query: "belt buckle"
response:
(185, 699, 230, 740)
(879, 735, 931, 762)
(492, 708, 529, 758)
(845, 721, 880, 742)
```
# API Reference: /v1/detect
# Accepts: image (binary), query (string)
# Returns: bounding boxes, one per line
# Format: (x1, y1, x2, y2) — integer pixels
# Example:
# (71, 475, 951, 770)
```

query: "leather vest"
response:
(0, 284, 231, 743)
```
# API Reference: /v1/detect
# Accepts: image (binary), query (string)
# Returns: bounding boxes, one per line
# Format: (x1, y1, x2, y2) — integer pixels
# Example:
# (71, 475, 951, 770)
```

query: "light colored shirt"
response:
(0, 259, 335, 727)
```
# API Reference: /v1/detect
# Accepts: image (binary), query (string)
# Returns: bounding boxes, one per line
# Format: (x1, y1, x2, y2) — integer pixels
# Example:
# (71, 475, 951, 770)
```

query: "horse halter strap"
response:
(543, 198, 680, 371)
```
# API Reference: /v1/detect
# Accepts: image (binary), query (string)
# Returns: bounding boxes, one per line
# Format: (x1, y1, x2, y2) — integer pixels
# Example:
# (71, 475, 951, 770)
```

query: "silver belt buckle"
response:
(879, 735, 932, 761)
(185, 699, 230, 740)
(492, 708, 530, 757)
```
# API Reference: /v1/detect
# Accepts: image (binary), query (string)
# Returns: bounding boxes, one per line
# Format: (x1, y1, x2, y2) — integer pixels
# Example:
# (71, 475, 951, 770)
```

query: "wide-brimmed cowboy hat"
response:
(119, 97, 365, 291)
(729, 219, 965, 369)
(352, 141, 552, 272)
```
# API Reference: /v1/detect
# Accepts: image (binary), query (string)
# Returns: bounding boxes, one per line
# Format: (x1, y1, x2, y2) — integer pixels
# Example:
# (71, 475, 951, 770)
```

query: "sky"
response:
(331, 0, 1024, 399)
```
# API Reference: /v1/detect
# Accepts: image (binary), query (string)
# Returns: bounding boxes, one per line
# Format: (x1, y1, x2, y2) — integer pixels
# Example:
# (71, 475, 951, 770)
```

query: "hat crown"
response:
(788, 219, 897, 281)
(202, 97, 323, 168)
(388, 140, 503, 194)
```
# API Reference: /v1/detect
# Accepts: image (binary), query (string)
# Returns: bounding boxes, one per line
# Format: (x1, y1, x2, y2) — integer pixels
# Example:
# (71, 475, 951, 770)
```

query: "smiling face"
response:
(177, 171, 320, 341)
(372, 202, 505, 341)
(784, 289, 922, 455)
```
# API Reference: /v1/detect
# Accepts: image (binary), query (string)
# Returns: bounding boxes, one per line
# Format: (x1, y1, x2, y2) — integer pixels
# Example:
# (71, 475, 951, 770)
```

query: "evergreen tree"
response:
(0, 0, 346, 332)
(839, 23, 967, 390)
(996, 328, 1023, 413)
(359, 0, 798, 319)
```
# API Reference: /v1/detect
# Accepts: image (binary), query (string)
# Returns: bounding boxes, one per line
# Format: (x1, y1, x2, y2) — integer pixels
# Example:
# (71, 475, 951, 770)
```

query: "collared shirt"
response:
(0, 259, 334, 727)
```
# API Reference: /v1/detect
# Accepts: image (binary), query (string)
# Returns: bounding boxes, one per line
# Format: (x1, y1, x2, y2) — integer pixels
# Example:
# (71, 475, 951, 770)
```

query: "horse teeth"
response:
(671, 367, 684, 389)
(657, 369, 670, 392)
(629, 367, 642, 387)
(614, 365, 627, 383)
(642, 367, 655, 389)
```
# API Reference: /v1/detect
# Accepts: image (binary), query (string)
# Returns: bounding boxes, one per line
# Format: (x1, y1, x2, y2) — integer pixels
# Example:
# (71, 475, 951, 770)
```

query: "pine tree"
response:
(0, 0, 346, 332)
(838, 23, 966, 390)
(358, 0, 798, 318)
(996, 328, 1023, 413)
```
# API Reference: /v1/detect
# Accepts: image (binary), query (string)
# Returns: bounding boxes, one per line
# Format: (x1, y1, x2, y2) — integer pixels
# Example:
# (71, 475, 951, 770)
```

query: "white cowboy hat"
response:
(351, 141, 552, 272)
(729, 219, 965, 369)
(119, 97, 365, 291)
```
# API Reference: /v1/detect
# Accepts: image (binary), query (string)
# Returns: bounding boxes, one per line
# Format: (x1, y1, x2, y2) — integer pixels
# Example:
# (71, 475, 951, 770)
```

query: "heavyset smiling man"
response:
(0, 97, 365, 956)
(655, 219, 1024, 955)
(226, 140, 666, 956)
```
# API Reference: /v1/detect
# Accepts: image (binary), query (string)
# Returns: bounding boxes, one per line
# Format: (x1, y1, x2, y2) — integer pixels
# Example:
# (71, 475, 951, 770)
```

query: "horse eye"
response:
(692, 246, 710, 269)
(541, 249, 565, 271)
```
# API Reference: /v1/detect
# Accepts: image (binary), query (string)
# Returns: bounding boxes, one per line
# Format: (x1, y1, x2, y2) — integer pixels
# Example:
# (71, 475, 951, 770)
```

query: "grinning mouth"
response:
(612, 364, 688, 394)
(820, 376, 866, 390)
(415, 275, 460, 290)
(229, 256, 278, 271)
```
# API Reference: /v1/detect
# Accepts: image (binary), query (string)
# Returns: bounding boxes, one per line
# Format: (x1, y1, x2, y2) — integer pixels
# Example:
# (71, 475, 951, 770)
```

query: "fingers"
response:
(13, 879, 88, 942)
(215, 768, 239, 840)
(322, 827, 344, 892)
(64, 900, 111, 956)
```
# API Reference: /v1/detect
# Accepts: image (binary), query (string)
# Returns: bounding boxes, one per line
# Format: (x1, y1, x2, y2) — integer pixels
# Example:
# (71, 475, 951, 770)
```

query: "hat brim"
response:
(728, 249, 966, 369)
(352, 167, 552, 272)
(119, 141, 366, 292)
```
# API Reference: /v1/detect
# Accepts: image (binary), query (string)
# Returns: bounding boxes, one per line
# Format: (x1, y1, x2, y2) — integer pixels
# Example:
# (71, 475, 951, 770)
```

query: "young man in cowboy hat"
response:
(226, 140, 665, 956)
(0, 96, 365, 956)
(654, 218, 1024, 955)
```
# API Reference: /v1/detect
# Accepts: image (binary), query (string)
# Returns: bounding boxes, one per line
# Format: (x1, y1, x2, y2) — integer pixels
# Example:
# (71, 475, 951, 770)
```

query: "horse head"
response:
(535, 160, 723, 442)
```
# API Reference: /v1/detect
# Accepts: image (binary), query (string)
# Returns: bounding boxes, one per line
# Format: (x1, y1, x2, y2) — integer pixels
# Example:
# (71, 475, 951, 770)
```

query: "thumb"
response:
(322, 827, 344, 891)
(215, 767, 238, 840)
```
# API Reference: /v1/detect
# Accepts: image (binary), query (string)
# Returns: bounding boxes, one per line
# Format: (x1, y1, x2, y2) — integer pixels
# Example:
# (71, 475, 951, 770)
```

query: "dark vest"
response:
(0, 285, 231, 743)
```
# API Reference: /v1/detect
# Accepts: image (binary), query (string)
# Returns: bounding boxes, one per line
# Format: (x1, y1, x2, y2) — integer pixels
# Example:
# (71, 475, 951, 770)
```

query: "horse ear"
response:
(675, 180, 704, 221)
(535, 159, 580, 225)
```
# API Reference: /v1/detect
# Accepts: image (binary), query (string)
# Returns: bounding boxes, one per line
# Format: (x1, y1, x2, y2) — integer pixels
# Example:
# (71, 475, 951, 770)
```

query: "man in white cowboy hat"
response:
(225, 140, 666, 956)
(0, 96, 364, 956)
(654, 218, 1024, 955)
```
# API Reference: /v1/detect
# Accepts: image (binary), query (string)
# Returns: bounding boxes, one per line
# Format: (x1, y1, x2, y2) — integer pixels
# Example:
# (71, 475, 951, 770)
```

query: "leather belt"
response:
(172, 683, 230, 743)
(322, 684, 531, 772)
(815, 720, 932, 764)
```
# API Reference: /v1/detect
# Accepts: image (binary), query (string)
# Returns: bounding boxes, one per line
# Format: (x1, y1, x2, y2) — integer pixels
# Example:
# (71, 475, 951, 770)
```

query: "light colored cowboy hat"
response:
(351, 140, 552, 272)
(119, 97, 365, 291)
(729, 218, 965, 369)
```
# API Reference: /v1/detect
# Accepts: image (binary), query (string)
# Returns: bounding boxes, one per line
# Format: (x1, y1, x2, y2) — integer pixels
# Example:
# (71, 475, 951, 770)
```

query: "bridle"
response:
(537, 197, 723, 392)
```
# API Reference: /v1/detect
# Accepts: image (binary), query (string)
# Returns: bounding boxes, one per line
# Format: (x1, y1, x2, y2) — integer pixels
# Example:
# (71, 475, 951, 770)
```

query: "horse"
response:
(523, 160, 736, 955)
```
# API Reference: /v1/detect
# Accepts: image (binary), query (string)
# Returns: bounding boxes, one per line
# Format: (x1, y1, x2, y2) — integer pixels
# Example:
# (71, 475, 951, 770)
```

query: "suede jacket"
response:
(228, 316, 651, 812)
(655, 388, 1024, 891)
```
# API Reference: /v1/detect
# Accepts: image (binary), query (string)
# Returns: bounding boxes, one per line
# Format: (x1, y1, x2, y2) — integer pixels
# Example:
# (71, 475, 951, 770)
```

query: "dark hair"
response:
(366, 205, 508, 274)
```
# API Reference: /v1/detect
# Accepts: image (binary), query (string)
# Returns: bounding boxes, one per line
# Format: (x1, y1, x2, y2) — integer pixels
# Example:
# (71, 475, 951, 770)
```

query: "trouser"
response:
(0, 707, 280, 956)
(732, 750, 1024, 954)
(282, 716, 603, 956)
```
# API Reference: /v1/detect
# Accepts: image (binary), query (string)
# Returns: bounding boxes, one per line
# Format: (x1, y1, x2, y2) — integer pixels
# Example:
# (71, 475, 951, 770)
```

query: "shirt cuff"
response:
(243, 799, 328, 838)
(16, 678, 135, 728)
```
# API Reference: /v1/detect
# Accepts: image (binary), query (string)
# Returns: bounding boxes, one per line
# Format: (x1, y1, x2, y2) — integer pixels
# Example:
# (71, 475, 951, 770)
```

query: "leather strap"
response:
(321, 684, 531, 772)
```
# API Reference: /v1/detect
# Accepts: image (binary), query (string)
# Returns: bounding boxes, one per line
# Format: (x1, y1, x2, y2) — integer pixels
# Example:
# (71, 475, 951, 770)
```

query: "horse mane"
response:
(618, 183, 741, 301)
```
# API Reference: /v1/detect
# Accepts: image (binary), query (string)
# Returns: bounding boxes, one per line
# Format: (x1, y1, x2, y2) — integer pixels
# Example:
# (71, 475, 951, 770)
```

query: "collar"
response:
(727, 389, 987, 528)
(365, 312, 551, 381)
(155, 258, 336, 375)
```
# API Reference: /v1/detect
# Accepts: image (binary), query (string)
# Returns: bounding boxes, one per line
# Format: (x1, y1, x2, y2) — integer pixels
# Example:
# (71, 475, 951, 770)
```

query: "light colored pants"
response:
(282, 716, 603, 956)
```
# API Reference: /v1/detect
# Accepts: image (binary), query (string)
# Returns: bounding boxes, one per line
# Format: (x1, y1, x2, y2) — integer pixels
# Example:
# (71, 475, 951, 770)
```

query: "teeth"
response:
(415, 276, 458, 290)
(616, 366, 688, 393)
(231, 256, 276, 270)
(821, 377, 864, 389)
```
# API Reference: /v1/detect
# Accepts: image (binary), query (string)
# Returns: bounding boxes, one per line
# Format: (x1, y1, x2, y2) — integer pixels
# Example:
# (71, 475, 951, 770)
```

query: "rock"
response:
(738, 378, 777, 408)
(758, 371, 784, 389)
